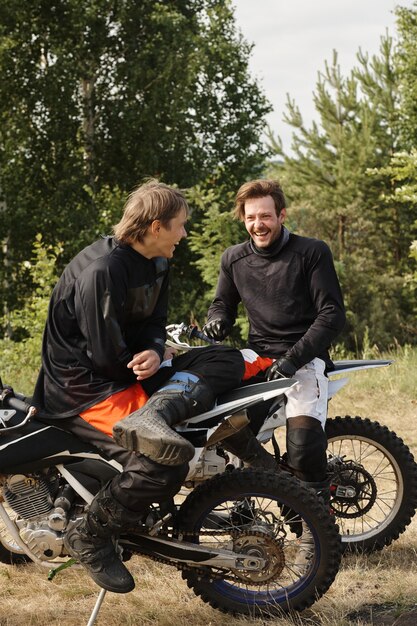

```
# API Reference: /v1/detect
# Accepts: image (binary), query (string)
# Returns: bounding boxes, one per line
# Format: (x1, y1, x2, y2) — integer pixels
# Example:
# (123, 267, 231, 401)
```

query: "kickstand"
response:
(86, 588, 107, 626)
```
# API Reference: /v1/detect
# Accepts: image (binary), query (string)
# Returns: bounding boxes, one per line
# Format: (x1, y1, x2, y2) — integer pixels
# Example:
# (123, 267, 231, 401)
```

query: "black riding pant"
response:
(59, 345, 243, 512)
(141, 344, 244, 397)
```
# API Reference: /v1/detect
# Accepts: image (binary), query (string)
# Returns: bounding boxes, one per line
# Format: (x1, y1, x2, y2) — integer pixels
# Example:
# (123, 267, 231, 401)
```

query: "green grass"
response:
(0, 336, 41, 396)
(0, 345, 416, 624)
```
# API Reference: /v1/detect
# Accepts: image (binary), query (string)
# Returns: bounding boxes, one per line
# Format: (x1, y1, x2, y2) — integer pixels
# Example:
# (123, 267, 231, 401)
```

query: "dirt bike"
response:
(0, 374, 341, 621)
(166, 322, 417, 554)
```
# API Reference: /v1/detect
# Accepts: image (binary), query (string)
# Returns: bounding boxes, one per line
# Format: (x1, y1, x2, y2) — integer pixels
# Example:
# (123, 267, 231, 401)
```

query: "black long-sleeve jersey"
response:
(207, 232, 346, 369)
(34, 237, 169, 417)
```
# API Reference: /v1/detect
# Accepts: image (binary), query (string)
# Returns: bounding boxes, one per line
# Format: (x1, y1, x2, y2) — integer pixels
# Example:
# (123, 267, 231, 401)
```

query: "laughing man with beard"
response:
(203, 179, 346, 570)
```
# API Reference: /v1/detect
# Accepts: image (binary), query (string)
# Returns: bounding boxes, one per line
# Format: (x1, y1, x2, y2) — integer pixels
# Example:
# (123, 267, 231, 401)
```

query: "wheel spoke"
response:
(177, 469, 342, 616)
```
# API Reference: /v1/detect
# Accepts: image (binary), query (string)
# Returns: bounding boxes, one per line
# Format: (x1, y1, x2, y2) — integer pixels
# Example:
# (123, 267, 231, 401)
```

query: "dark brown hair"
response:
(233, 179, 286, 220)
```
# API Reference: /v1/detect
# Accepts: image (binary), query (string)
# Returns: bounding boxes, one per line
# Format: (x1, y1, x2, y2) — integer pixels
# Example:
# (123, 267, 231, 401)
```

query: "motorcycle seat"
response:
(217, 377, 297, 406)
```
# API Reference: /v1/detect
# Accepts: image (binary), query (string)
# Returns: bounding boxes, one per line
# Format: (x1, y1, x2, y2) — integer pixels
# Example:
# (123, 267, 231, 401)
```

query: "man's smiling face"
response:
(243, 195, 286, 248)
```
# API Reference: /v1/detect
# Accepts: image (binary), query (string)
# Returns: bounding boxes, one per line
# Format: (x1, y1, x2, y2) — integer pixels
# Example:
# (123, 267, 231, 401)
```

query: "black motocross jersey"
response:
(35, 237, 169, 417)
(207, 232, 346, 369)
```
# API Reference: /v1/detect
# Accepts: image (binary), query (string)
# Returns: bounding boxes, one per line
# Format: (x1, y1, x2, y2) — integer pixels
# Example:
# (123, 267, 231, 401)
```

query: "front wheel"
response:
(326, 416, 417, 553)
(176, 468, 341, 617)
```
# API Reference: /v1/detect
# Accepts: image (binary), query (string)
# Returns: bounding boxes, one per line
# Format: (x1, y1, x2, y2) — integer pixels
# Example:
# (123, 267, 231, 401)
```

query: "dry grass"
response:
(2, 537, 417, 625)
(0, 351, 416, 625)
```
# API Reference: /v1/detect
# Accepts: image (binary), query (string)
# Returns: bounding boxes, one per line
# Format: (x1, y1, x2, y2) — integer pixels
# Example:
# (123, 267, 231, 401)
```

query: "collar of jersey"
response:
(250, 226, 290, 257)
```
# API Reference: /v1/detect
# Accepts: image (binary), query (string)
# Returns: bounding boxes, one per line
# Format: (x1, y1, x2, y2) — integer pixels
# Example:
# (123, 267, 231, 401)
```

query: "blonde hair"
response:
(233, 179, 286, 220)
(113, 179, 188, 243)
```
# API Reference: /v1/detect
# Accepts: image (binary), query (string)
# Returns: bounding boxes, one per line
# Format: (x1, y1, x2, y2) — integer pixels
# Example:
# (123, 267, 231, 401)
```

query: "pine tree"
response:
(267, 37, 412, 349)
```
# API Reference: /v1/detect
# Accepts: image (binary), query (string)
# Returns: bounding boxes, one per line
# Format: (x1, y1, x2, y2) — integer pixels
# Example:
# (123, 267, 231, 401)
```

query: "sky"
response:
(232, 0, 415, 153)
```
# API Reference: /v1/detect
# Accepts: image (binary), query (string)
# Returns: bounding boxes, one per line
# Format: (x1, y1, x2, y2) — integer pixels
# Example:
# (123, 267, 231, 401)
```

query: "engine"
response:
(2, 473, 73, 560)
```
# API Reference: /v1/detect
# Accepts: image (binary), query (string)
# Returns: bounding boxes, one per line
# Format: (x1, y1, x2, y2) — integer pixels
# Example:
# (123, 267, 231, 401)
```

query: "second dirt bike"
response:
(167, 323, 417, 554)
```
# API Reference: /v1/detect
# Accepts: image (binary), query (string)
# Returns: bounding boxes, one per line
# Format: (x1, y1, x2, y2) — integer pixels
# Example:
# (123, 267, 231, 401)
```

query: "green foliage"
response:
(91, 185, 126, 238)
(267, 32, 416, 351)
(0, 0, 270, 329)
(370, 149, 417, 333)
(396, 4, 417, 149)
(409, 236, 417, 324)
(164, 181, 245, 329)
(0, 235, 62, 392)
(396, 5, 417, 336)
(187, 185, 243, 299)
(184, 183, 248, 339)
(7, 234, 62, 338)
(1, 1, 416, 357)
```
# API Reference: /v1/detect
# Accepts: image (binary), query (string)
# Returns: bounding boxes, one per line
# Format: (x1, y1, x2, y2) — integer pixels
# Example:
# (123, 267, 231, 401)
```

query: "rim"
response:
(188, 490, 321, 608)
(327, 434, 403, 544)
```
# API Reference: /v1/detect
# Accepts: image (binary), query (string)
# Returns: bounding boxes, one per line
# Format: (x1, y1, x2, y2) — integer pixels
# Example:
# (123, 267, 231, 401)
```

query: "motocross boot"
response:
(293, 479, 331, 576)
(285, 415, 330, 575)
(64, 483, 140, 593)
(220, 425, 278, 470)
(113, 372, 214, 466)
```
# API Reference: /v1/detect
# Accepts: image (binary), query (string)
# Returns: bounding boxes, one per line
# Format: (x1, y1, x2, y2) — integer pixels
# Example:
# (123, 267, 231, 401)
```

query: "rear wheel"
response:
(177, 468, 341, 617)
(326, 416, 417, 553)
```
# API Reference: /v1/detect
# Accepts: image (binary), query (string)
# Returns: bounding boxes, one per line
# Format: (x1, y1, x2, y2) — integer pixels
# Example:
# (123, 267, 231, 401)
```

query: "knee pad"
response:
(286, 425, 327, 482)
(113, 371, 213, 465)
(157, 371, 214, 416)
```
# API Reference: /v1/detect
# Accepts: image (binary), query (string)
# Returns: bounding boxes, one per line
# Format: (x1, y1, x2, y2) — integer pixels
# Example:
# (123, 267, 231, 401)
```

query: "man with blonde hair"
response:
(34, 179, 243, 593)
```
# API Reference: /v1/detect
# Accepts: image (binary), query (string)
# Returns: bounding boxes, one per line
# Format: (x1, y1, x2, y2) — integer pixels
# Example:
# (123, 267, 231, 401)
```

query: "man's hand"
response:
(163, 346, 178, 361)
(266, 357, 297, 381)
(128, 349, 161, 381)
(202, 319, 231, 342)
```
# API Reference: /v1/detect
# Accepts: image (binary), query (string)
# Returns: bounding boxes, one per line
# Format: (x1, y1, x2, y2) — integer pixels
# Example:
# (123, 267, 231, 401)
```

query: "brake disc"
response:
(229, 530, 286, 583)
(331, 461, 377, 519)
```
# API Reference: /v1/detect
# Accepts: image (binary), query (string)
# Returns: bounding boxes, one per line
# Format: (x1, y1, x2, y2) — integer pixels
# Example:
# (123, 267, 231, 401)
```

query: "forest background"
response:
(0, 0, 417, 394)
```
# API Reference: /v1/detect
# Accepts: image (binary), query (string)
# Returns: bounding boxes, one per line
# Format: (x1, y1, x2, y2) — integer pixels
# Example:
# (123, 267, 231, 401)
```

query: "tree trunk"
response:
(81, 75, 97, 197)
(338, 214, 346, 257)
(1, 229, 13, 340)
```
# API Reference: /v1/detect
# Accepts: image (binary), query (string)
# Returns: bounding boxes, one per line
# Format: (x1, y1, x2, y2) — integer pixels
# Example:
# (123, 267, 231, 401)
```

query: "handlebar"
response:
(187, 325, 218, 345)
(0, 387, 38, 432)
(165, 323, 219, 350)
(2, 393, 35, 415)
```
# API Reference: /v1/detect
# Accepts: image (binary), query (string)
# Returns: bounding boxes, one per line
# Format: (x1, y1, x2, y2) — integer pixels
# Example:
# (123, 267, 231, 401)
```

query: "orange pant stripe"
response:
(79, 383, 149, 437)
(241, 349, 274, 380)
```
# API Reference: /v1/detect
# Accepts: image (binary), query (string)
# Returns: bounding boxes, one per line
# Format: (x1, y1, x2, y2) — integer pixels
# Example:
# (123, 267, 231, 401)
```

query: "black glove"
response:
(202, 319, 232, 342)
(266, 357, 297, 381)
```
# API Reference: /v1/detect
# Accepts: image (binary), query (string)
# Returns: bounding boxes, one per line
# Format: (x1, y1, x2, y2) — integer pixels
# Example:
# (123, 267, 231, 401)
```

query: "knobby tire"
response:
(176, 468, 342, 617)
